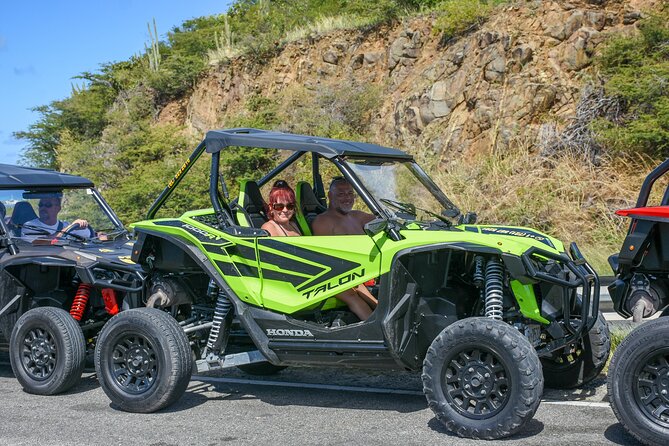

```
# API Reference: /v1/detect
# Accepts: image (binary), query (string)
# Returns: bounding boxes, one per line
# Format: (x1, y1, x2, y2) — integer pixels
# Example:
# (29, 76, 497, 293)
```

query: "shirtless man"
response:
(312, 177, 378, 320)
(312, 177, 375, 235)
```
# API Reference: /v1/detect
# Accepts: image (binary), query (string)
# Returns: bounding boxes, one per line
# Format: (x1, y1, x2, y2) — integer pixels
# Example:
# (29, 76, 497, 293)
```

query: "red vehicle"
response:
(608, 158, 669, 446)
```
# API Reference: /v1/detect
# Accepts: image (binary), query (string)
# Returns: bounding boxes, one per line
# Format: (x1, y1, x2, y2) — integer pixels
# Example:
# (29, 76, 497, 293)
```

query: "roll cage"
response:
(146, 128, 460, 237)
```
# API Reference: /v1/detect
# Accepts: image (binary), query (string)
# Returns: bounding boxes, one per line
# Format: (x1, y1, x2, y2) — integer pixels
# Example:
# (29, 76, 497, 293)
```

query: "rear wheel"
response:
(95, 308, 192, 413)
(608, 317, 669, 446)
(422, 317, 543, 440)
(541, 312, 610, 389)
(9, 307, 85, 395)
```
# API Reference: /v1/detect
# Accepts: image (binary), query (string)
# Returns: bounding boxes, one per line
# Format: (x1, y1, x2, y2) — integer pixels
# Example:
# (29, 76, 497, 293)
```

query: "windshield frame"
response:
(336, 156, 461, 224)
(0, 186, 125, 242)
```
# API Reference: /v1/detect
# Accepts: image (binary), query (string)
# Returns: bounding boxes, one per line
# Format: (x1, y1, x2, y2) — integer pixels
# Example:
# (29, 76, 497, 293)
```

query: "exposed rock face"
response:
(165, 0, 653, 163)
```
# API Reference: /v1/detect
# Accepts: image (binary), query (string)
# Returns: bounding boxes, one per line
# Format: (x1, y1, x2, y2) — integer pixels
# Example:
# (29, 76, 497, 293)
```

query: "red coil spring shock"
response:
(102, 288, 119, 316)
(70, 283, 91, 321)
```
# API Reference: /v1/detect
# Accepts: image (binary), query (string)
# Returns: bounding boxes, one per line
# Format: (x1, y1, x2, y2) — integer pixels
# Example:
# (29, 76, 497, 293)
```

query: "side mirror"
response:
(364, 218, 388, 237)
(460, 212, 477, 225)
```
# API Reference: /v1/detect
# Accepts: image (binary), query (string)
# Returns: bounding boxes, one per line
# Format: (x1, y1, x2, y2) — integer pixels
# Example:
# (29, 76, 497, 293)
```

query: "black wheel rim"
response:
(108, 334, 158, 395)
(442, 346, 511, 419)
(633, 347, 669, 428)
(20, 327, 57, 381)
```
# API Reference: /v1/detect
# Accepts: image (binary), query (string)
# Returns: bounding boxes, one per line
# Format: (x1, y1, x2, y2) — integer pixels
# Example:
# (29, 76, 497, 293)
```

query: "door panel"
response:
(257, 235, 381, 314)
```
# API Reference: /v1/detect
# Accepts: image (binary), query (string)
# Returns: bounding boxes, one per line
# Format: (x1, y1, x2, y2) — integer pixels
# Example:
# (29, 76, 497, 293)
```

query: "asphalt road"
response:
(0, 352, 642, 446)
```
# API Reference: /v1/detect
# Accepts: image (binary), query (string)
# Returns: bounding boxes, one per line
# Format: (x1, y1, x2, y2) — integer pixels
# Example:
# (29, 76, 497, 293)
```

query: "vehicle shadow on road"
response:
(0, 363, 14, 378)
(427, 417, 544, 440)
(603, 423, 643, 445)
(542, 375, 607, 402)
(197, 380, 428, 413)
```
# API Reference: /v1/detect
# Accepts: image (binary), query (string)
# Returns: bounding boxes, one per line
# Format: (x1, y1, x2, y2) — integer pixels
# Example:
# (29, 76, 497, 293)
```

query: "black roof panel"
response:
(0, 164, 94, 189)
(204, 128, 413, 159)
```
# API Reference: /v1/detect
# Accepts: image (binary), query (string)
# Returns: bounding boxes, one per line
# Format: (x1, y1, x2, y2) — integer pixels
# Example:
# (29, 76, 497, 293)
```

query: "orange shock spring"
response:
(70, 283, 92, 321)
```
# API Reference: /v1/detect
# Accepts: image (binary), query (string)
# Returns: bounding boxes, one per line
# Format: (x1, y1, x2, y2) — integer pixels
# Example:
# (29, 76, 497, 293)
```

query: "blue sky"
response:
(0, 1, 232, 166)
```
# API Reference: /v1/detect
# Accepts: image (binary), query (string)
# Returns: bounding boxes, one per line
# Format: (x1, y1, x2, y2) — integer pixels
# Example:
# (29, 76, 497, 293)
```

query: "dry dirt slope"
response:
(159, 0, 659, 162)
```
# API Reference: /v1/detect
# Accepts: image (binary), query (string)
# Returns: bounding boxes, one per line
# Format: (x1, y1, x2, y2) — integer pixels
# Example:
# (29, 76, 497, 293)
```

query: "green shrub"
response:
(595, 11, 669, 157)
(433, 0, 508, 39)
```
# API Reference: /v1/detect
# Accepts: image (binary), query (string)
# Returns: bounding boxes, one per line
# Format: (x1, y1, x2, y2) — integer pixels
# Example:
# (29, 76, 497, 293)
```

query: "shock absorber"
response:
(205, 280, 233, 355)
(101, 288, 119, 316)
(70, 283, 92, 321)
(472, 255, 486, 302)
(484, 258, 504, 320)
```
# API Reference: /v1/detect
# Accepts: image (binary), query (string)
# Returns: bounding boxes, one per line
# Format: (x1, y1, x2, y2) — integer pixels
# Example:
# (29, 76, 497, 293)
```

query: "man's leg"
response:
(335, 289, 372, 321)
(354, 284, 378, 309)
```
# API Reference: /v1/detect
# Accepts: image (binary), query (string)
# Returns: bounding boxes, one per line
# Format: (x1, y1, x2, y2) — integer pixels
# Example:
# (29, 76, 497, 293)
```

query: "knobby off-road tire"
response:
(541, 312, 610, 389)
(422, 317, 543, 440)
(237, 362, 287, 376)
(9, 307, 85, 395)
(608, 317, 669, 446)
(95, 308, 193, 413)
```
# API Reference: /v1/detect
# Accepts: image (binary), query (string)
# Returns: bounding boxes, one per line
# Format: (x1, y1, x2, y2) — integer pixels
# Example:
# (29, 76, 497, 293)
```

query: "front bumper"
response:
(521, 242, 600, 355)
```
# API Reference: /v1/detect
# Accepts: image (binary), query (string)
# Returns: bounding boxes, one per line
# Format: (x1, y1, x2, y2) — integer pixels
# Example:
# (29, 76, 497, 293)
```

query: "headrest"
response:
(11, 201, 38, 225)
(298, 182, 325, 212)
(240, 180, 266, 213)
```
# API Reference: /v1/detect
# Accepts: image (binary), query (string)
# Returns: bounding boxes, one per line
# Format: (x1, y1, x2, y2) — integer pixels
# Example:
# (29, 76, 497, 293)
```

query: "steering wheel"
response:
(57, 223, 88, 241)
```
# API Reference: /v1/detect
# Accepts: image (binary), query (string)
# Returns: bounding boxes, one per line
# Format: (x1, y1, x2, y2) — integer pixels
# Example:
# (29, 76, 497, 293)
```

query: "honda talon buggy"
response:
(0, 164, 145, 395)
(608, 158, 669, 446)
(99, 128, 608, 439)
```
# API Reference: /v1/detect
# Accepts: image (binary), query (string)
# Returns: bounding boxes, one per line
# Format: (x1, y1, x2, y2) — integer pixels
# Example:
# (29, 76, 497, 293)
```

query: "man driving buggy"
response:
(22, 195, 92, 240)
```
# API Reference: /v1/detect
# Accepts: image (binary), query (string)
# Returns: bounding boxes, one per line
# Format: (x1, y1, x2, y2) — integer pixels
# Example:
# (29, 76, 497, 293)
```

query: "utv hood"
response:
(460, 225, 565, 253)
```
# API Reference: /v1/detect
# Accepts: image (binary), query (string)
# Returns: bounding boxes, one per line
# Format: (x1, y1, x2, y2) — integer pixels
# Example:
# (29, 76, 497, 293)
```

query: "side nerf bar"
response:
(521, 242, 600, 354)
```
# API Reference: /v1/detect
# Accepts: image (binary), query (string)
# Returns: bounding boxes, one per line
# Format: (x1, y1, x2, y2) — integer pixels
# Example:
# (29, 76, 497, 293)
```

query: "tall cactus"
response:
(213, 14, 236, 60)
(146, 18, 161, 72)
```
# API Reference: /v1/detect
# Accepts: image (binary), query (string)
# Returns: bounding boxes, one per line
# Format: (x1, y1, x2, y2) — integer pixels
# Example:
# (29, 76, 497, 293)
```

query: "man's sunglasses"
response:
(272, 203, 296, 211)
(38, 202, 54, 208)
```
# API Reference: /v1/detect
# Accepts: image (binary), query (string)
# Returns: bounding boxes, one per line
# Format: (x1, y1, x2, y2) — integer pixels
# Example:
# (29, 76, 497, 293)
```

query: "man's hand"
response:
(71, 219, 89, 228)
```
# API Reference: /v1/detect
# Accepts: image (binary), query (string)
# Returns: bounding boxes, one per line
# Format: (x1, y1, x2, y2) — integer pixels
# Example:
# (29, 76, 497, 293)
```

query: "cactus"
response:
(146, 18, 161, 72)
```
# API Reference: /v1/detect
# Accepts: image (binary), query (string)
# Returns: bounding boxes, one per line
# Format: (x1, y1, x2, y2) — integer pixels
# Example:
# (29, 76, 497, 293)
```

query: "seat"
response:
(295, 181, 326, 236)
(236, 180, 268, 228)
(9, 201, 38, 236)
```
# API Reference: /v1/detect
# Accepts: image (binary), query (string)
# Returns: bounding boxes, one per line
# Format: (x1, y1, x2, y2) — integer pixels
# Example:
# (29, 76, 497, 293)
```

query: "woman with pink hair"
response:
(261, 180, 302, 237)
(261, 180, 375, 321)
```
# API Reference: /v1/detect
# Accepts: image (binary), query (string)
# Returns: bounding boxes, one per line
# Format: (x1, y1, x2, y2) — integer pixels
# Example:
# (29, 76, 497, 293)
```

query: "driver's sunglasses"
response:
(272, 203, 296, 211)
(38, 202, 54, 208)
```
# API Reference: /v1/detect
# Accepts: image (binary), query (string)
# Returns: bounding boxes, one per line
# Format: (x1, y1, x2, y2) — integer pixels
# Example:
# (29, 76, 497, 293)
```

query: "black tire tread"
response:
(9, 307, 85, 395)
(542, 312, 611, 389)
(421, 317, 543, 440)
(95, 308, 192, 413)
(608, 317, 669, 446)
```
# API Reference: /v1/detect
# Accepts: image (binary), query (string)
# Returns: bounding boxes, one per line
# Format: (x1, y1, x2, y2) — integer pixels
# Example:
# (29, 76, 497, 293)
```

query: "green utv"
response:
(98, 129, 609, 439)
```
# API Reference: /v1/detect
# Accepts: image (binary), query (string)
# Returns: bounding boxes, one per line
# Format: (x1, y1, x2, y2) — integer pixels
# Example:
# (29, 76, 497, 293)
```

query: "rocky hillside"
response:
(160, 0, 660, 162)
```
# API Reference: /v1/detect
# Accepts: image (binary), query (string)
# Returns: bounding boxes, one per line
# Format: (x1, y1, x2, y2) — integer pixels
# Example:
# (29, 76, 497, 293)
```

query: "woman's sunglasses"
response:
(272, 203, 296, 211)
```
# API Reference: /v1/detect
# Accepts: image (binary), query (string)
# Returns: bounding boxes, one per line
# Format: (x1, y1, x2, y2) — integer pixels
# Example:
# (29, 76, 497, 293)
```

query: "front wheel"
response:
(541, 312, 610, 389)
(608, 317, 669, 446)
(421, 317, 543, 440)
(9, 307, 86, 395)
(95, 308, 193, 413)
